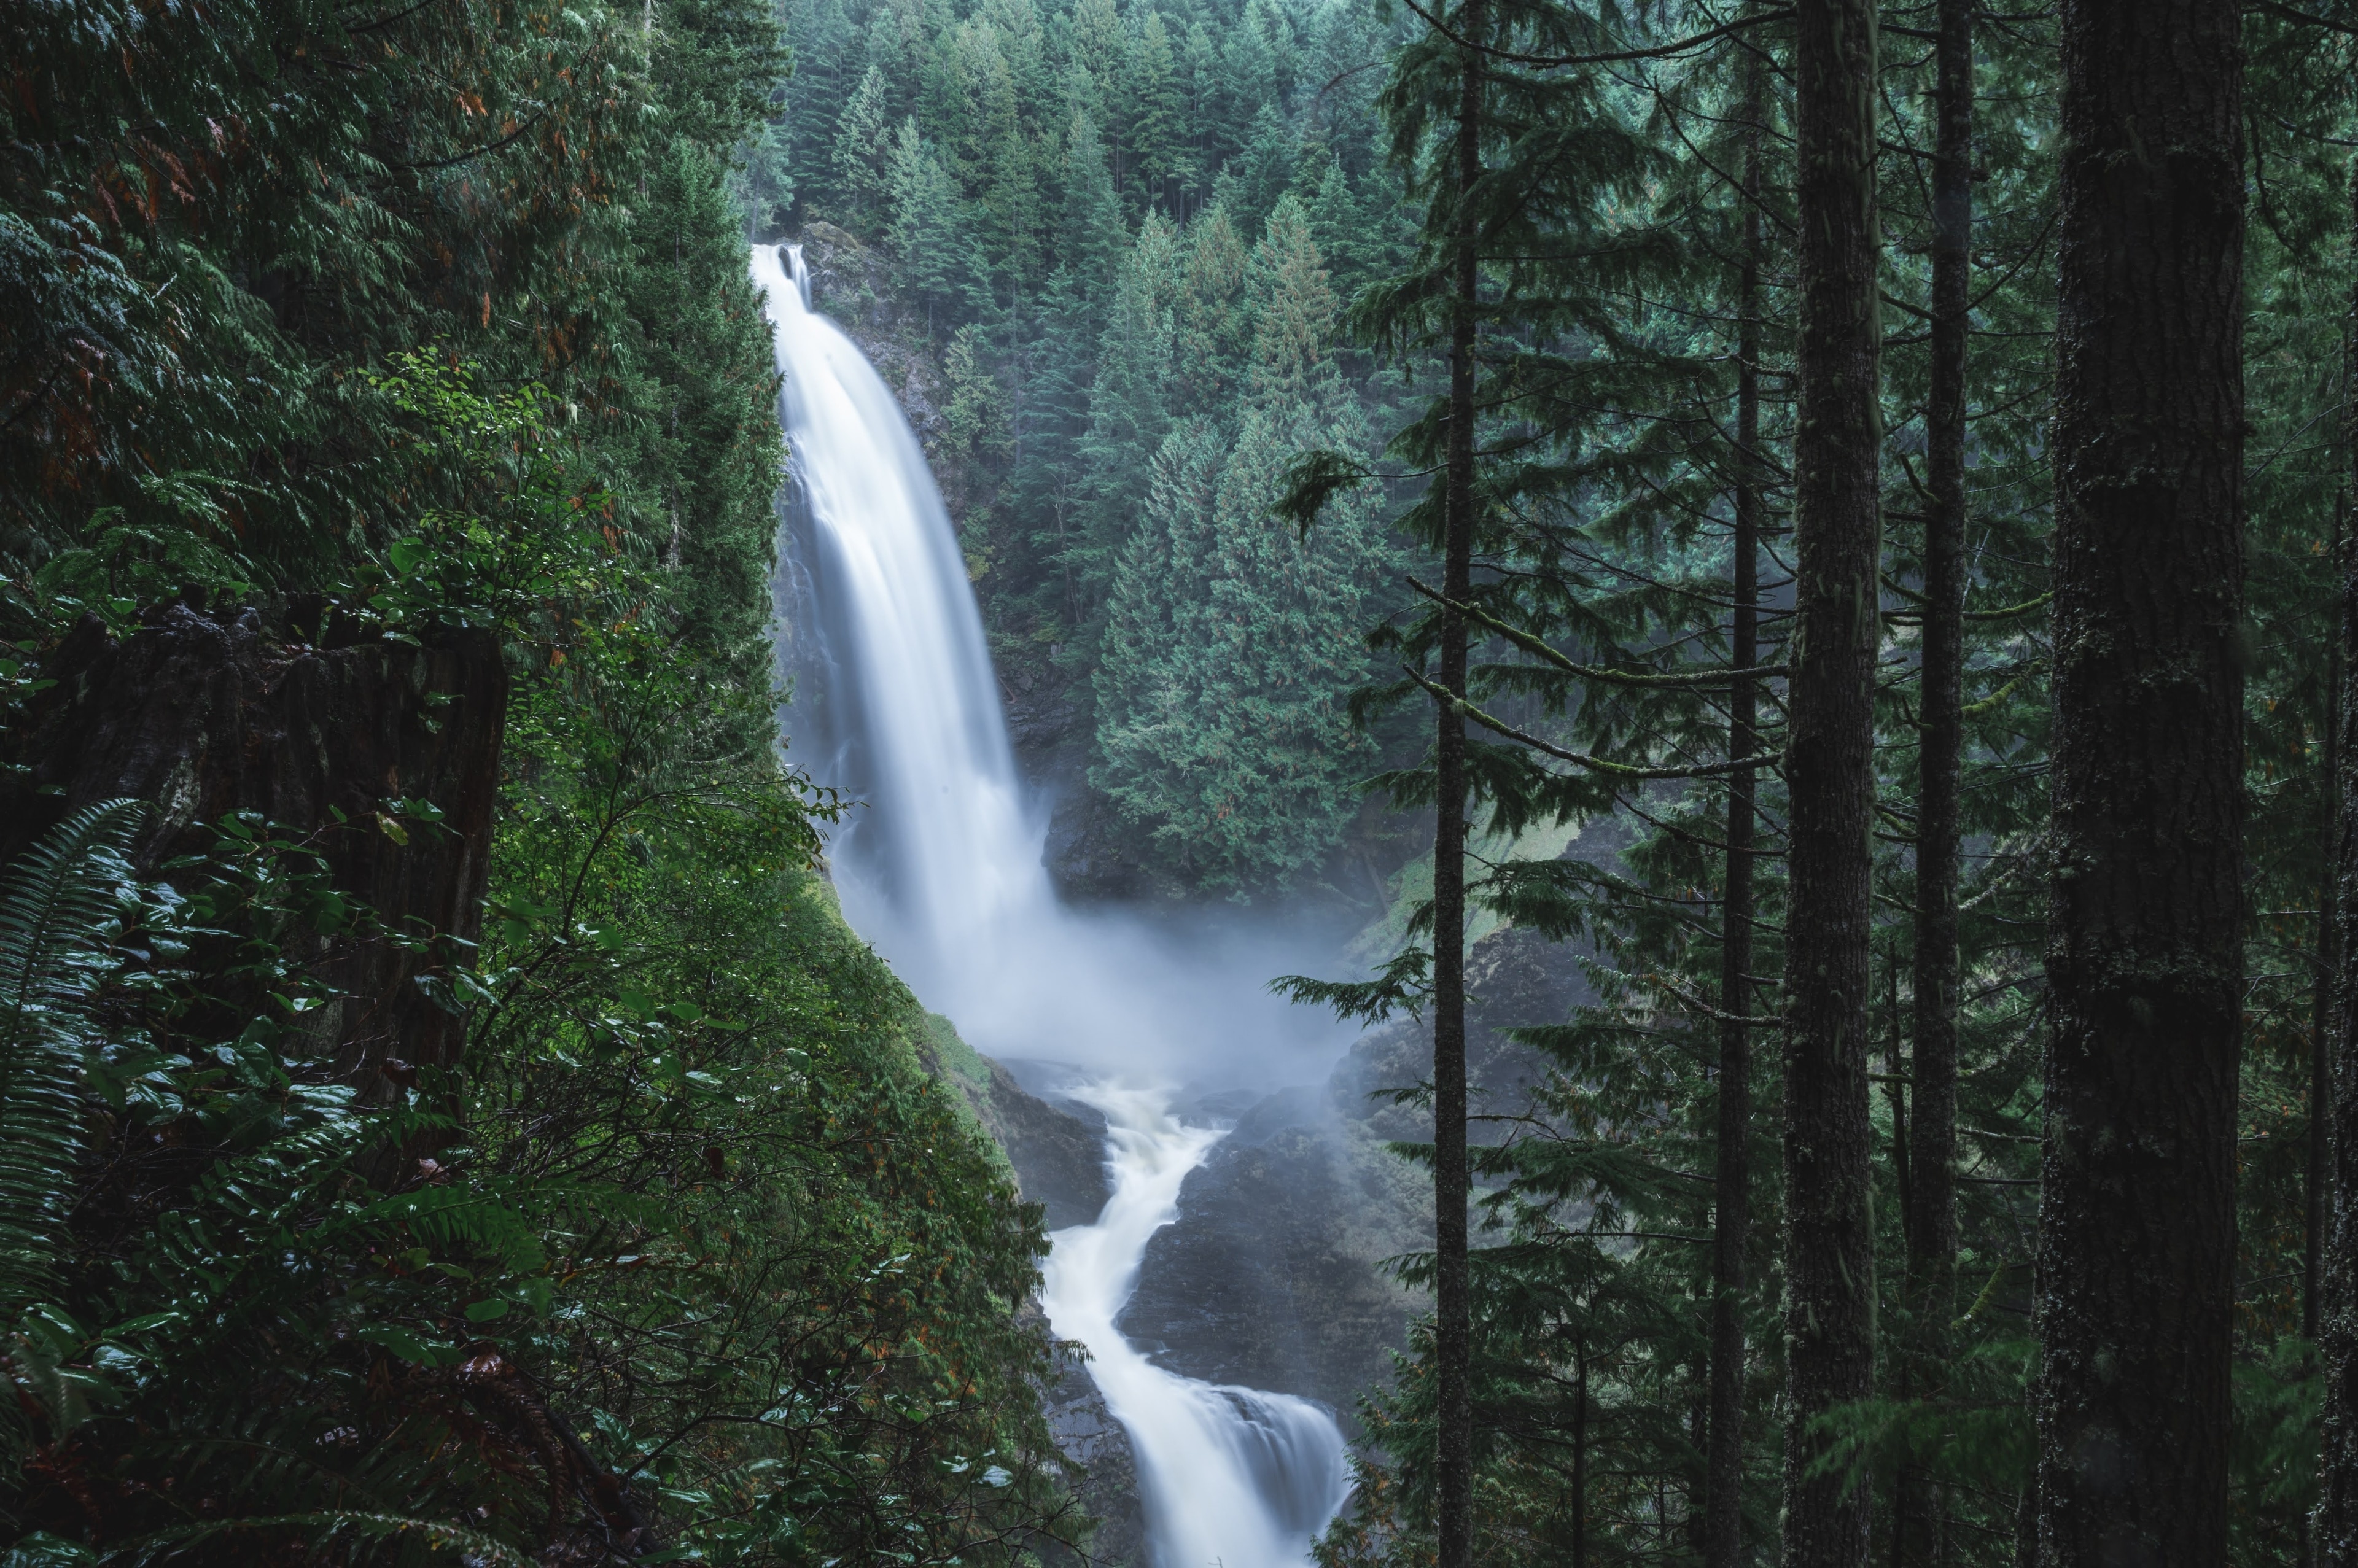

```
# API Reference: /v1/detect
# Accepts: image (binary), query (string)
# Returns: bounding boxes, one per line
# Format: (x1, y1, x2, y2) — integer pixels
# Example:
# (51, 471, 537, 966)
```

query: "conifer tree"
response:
(1709, 39, 1770, 1568)
(1060, 107, 1128, 298)
(1430, 6, 1484, 1561)
(1129, 11, 1193, 213)
(831, 63, 894, 228)
(2327, 101, 2358, 1568)
(1065, 0, 1127, 149)
(1078, 211, 1182, 608)
(2039, 1, 2246, 1560)
(1092, 200, 1387, 893)
(2329, 134, 2358, 1549)
(888, 117, 970, 334)
(1228, 104, 1300, 238)
(1783, 1, 1882, 1563)
(1897, 0, 1971, 1558)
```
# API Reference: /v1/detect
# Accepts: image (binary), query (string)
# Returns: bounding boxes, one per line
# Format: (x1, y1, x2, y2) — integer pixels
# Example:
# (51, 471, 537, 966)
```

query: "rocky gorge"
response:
(914, 917, 1600, 1562)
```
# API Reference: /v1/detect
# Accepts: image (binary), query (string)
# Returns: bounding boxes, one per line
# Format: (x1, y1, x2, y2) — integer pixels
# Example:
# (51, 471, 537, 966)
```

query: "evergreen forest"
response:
(4, 0, 2358, 1566)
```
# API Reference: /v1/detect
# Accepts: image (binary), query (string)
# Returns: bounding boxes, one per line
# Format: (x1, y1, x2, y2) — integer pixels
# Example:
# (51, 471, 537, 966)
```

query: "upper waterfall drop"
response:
(753, 241, 1054, 996)
(757, 241, 1342, 1072)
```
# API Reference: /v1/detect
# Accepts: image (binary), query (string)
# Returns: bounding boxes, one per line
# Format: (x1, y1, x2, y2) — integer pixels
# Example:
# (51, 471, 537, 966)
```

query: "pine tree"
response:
(1091, 201, 1388, 894)
(1060, 107, 1127, 298)
(1128, 10, 1192, 214)
(1065, 0, 1126, 126)
(1172, 203, 1252, 417)
(971, 26, 1042, 292)
(1709, 41, 1770, 1568)
(1228, 103, 1299, 238)
(888, 116, 970, 334)
(2329, 146, 2358, 1547)
(1897, 0, 1971, 1559)
(1180, 17, 1224, 212)
(1429, 6, 1485, 1560)
(1077, 210, 1182, 610)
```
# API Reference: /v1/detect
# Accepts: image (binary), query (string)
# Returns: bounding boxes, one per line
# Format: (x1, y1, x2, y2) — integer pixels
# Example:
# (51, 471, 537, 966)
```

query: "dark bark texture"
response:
(1901, 2, 1969, 1561)
(2037, 3, 2245, 1564)
(0, 603, 509, 1097)
(2313, 591, 2340, 1348)
(1783, 1, 1881, 1564)
(1706, 52, 1764, 1568)
(2320, 147, 2358, 1568)
(1431, 4, 1485, 1561)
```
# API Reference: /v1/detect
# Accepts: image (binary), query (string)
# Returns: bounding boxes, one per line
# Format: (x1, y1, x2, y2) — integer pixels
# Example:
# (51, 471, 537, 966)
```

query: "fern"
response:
(0, 798, 142, 1308)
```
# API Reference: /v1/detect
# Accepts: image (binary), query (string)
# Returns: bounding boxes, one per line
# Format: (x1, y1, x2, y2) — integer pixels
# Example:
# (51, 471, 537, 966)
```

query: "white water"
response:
(754, 243, 1351, 1566)
(1043, 1085, 1352, 1567)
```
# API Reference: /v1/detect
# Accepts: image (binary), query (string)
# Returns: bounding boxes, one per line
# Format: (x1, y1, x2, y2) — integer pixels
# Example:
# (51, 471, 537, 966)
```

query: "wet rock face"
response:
(1118, 1086, 1426, 1421)
(974, 1057, 1111, 1232)
(1121, 923, 1593, 1422)
(1033, 1345, 1148, 1568)
(999, 683, 1151, 903)
(975, 1075, 1141, 1565)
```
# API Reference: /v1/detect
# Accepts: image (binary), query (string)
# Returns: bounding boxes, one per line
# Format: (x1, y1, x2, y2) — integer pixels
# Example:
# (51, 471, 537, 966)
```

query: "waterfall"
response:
(755, 242, 1051, 978)
(754, 243, 1351, 1567)
(1042, 1085, 1352, 1568)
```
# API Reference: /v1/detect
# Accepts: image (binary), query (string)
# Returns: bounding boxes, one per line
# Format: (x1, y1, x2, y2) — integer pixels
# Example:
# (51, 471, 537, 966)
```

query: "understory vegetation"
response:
(1, 3, 1073, 1562)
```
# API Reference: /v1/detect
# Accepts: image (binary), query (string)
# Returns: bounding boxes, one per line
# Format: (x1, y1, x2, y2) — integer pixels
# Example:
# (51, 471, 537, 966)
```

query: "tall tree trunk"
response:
(2037, 3, 2246, 1563)
(1574, 1345, 1590, 1568)
(1904, 2, 1971, 1561)
(2316, 523, 2343, 1350)
(1706, 53, 1765, 1568)
(2317, 142, 2358, 1568)
(0, 607, 508, 1102)
(1783, 1, 1881, 1564)
(1432, 3, 1485, 1563)
(2315, 554, 2340, 1568)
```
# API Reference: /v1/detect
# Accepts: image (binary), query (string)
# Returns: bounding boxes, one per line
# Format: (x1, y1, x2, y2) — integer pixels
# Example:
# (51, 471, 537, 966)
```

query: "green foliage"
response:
(463, 590, 1074, 1562)
(1090, 200, 1396, 895)
(833, 66, 896, 231)
(0, 801, 144, 1306)
(0, 0, 1080, 1559)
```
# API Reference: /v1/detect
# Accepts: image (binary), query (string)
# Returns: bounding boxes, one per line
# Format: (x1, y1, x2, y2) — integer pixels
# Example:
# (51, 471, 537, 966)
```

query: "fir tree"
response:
(831, 63, 895, 228)
(1059, 107, 1128, 300)
(1077, 210, 1183, 611)
(1172, 203, 1253, 417)
(2038, 1, 2247, 1559)
(1092, 202, 1389, 894)
(888, 115, 970, 333)
(1128, 10, 1193, 214)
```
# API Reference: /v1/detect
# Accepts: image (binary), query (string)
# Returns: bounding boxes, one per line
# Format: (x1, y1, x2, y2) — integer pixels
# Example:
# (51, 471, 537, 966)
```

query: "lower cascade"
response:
(753, 242, 1352, 1565)
(1041, 1084, 1350, 1568)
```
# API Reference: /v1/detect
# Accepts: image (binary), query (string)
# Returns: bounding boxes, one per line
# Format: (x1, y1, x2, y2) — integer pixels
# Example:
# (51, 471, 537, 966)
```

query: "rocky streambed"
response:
(948, 922, 1593, 1563)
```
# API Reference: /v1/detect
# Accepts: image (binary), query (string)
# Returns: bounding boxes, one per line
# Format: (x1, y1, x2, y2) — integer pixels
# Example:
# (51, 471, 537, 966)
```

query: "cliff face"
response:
(947, 1060, 1142, 1567)
(0, 603, 508, 1095)
(1119, 922, 1592, 1422)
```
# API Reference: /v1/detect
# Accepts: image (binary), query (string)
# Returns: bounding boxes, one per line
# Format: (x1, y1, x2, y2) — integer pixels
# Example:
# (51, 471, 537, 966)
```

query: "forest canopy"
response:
(7, 0, 2358, 1566)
